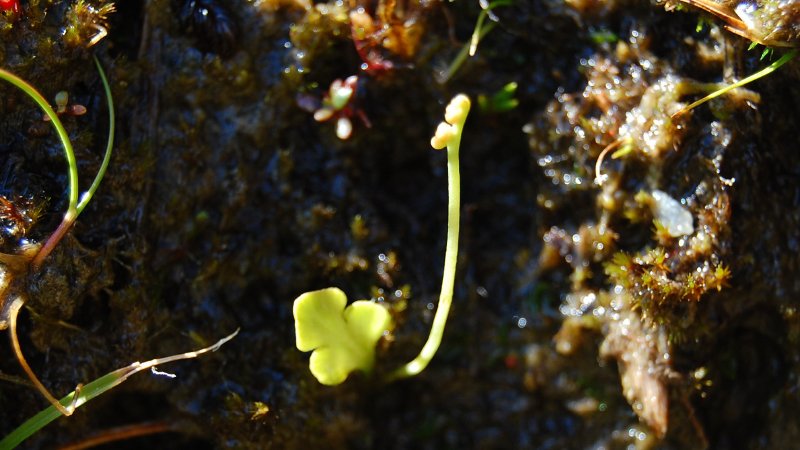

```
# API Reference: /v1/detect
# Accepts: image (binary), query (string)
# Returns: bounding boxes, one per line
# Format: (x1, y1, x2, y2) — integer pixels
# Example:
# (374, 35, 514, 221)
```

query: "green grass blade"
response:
(673, 49, 797, 117)
(76, 55, 115, 215)
(469, 0, 512, 56)
(438, 0, 511, 82)
(0, 330, 238, 450)
(0, 370, 126, 450)
(0, 67, 79, 213)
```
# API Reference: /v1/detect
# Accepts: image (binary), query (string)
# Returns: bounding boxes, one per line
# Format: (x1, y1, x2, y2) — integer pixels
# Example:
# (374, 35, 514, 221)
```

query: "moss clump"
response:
(528, 13, 766, 440)
(605, 249, 730, 330)
(61, 0, 116, 49)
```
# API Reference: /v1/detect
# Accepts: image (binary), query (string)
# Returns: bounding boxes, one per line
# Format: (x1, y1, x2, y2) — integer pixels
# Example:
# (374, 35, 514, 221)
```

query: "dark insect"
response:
(177, 0, 239, 58)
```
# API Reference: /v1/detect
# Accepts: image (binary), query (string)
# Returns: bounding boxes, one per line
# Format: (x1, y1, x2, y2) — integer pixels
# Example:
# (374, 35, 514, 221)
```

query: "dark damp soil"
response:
(1, 0, 800, 449)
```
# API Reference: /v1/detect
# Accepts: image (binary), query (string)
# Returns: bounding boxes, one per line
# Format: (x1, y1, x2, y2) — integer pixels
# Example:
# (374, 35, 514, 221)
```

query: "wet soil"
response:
(1, 0, 800, 449)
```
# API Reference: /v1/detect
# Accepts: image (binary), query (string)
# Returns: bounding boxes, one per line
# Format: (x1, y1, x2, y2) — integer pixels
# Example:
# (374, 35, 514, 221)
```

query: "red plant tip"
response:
(0, 0, 19, 13)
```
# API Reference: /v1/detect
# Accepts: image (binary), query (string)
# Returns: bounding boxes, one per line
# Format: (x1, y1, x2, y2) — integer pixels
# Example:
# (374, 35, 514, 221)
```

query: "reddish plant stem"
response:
(31, 212, 76, 270)
(57, 421, 178, 450)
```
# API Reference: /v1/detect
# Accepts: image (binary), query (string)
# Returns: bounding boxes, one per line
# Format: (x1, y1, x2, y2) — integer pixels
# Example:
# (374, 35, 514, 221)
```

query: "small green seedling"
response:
(438, 0, 512, 82)
(0, 56, 114, 417)
(293, 94, 471, 385)
(0, 56, 115, 270)
(294, 288, 392, 385)
(478, 81, 519, 113)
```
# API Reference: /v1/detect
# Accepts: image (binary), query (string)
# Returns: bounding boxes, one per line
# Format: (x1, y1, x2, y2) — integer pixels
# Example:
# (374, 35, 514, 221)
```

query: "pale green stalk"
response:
(469, 0, 512, 56)
(0, 57, 125, 440)
(390, 95, 470, 380)
(0, 330, 239, 450)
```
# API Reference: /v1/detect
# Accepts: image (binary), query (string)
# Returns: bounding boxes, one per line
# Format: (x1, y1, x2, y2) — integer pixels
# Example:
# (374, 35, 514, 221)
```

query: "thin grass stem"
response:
(672, 49, 797, 118)
(0, 68, 79, 212)
(0, 330, 238, 450)
(30, 56, 115, 269)
(76, 56, 115, 215)
(7, 296, 73, 417)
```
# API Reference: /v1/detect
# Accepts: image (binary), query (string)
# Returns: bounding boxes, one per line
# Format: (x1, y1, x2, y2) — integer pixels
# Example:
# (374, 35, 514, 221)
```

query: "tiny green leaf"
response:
(590, 29, 619, 45)
(294, 288, 392, 385)
(478, 82, 519, 113)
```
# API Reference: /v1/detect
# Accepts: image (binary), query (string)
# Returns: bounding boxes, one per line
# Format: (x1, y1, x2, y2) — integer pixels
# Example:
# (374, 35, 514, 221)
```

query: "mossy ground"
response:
(1, 0, 799, 448)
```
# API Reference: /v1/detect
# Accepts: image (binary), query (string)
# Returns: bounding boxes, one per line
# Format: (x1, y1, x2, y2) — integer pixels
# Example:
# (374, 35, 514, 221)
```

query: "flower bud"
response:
(431, 122, 455, 149)
(444, 94, 470, 125)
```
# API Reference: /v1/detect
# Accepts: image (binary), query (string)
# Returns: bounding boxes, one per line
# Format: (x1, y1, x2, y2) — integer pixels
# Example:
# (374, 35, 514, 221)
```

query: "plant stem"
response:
(389, 97, 469, 380)
(30, 55, 115, 269)
(0, 64, 79, 271)
(672, 49, 797, 118)
(76, 56, 115, 215)
(0, 67, 79, 211)
(58, 421, 177, 450)
(0, 330, 238, 450)
(30, 212, 76, 270)
(7, 296, 74, 417)
(438, 0, 511, 83)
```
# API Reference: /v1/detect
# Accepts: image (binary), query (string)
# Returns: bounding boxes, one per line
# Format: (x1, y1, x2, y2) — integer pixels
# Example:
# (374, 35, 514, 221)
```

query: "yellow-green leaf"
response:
(293, 288, 392, 385)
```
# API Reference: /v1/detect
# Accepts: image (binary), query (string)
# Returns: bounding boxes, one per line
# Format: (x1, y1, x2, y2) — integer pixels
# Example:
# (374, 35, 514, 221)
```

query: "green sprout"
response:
(293, 94, 471, 384)
(438, 0, 512, 82)
(672, 49, 797, 118)
(0, 330, 239, 450)
(477, 81, 519, 113)
(0, 56, 115, 418)
(294, 288, 392, 385)
(749, 42, 774, 60)
(468, 0, 512, 57)
(0, 56, 115, 269)
(589, 29, 619, 45)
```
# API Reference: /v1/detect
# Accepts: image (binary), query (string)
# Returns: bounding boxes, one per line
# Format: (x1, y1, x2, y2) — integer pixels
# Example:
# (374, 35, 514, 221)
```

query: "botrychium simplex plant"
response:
(293, 94, 471, 385)
(0, 58, 238, 448)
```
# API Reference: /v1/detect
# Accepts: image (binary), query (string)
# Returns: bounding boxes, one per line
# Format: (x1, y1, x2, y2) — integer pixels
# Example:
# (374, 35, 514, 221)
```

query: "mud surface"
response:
(1, 0, 800, 448)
